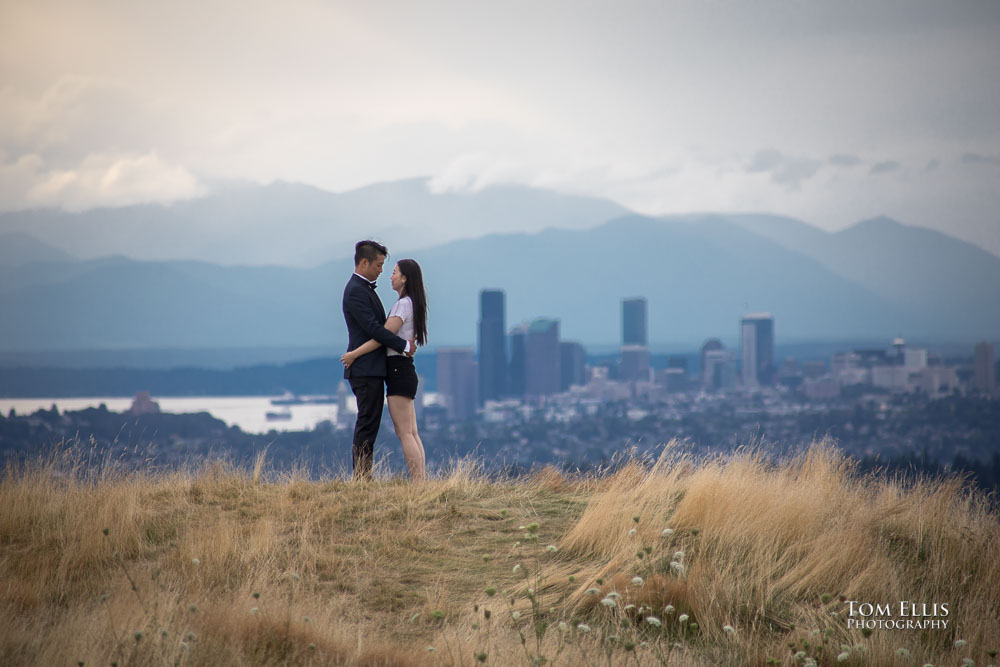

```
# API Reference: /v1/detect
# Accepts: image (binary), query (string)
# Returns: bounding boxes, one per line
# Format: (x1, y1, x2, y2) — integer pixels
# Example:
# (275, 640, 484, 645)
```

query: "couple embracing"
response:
(341, 240, 428, 482)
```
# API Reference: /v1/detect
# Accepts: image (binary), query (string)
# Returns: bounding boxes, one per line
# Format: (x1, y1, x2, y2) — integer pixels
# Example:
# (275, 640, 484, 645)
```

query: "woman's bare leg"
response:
(388, 395, 425, 482)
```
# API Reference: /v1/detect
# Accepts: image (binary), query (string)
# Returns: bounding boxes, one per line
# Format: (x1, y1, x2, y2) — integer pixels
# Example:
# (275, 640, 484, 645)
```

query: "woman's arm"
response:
(341, 316, 404, 368)
(343, 287, 408, 354)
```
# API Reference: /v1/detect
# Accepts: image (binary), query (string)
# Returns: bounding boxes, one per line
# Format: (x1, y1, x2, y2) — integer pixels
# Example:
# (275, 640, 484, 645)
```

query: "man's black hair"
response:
(354, 240, 388, 266)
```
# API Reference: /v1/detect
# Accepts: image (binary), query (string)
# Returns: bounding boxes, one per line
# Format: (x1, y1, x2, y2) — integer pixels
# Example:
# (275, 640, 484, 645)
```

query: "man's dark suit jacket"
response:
(342, 273, 407, 379)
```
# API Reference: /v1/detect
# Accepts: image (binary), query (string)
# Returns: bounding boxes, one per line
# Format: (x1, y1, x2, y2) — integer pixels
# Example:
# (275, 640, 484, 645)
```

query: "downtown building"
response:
(974, 341, 997, 395)
(477, 289, 507, 404)
(437, 347, 478, 421)
(509, 318, 561, 398)
(621, 297, 650, 381)
(560, 341, 587, 391)
(740, 313, 775, 387)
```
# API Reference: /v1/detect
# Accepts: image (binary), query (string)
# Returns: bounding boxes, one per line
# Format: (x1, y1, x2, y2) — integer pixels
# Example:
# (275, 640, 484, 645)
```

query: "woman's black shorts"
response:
(386, 354, 418, 399)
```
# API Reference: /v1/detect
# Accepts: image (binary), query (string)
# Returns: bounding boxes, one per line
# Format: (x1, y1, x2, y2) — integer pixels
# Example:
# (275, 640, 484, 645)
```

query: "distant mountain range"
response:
(1, 180, 998, 351)
(0, 179, 629, 267)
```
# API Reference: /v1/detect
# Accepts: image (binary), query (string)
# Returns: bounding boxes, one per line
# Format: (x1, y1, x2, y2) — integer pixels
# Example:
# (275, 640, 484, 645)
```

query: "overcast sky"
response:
(2, 0, 999, 254)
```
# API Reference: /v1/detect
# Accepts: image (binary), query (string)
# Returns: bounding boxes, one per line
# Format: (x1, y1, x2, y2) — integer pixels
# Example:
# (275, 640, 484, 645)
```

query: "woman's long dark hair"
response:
(397, 259, 428, 346)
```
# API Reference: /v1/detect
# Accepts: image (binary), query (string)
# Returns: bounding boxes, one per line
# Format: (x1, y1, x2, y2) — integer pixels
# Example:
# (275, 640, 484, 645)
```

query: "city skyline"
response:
(429, 284, 997, 422)
(457, 288, 997, 413)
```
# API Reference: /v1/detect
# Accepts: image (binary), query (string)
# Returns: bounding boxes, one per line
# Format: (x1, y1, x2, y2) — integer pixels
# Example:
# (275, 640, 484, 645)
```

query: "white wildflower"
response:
(678, 614, 689, 624)
(628, 528, 637, 536)
(546, 545, 558, 553)
(577, 623, 591, 633)
(837, 652, 850, 662)
(672, 550, 685, 562)
(723, 625, 735, 635)
(512, 611, 521, 620)
(662, 528, 674, 537)
(645, 616, 661, 627)
(585, 587, 601, 595)
(631, 576, 644, 586)
(600, 597, 617, 607)
(955, 640, 969, 649)
(663, 605, 675, 614)
(670, 561, 685, 575)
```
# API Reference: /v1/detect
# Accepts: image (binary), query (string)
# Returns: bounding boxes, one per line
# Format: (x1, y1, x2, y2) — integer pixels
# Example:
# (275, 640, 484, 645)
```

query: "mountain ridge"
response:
(0, 178, 631, 267)
(2, 209, 998, 350)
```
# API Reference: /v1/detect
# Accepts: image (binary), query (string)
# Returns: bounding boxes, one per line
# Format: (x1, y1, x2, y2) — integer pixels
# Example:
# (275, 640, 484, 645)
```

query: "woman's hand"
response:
(340, 351, 357, 368)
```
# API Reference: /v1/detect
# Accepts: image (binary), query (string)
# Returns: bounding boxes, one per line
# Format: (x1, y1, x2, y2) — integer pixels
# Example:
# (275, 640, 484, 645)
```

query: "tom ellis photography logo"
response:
(846, 600, 950, 630)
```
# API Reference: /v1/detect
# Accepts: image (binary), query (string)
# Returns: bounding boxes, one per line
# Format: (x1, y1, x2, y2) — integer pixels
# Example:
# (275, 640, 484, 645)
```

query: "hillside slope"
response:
(1, 443, 998, 666)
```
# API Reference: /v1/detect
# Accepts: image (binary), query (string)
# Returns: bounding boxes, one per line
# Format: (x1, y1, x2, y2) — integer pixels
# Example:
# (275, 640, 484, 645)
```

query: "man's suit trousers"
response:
(349, 376, 384, 480)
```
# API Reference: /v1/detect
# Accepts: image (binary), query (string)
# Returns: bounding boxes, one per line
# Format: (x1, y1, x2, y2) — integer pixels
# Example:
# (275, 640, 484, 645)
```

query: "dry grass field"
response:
(1, 441, 998, 666)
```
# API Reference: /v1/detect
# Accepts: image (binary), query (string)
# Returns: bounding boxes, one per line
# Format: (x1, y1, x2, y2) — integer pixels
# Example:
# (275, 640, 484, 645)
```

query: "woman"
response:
(341, 259, 427, 481)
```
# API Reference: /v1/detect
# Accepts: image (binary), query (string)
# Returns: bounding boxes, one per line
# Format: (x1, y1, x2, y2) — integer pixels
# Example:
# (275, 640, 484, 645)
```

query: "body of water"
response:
(0, 396, 350, 434)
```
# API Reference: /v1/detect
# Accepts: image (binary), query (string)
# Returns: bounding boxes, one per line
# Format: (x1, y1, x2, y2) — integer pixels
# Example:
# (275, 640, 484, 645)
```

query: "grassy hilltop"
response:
(1, 443, 998, 666)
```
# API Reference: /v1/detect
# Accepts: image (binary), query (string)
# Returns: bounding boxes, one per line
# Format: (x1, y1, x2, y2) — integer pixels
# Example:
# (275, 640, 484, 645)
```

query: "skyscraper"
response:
(620, 346, 651, 382)
(621, 298, 650, 381)
(741, 313, 775, 387)
(508, 324, 527, 398)
(700, 339, 723, 381)
(703, 348, 735, 391)
(560, 341, 586, 391)
(974, 341, 996, 394)
(622, 298, 647, 346)
(510, 319, 561, 397)
(525, 319, 561, 397)
(478, 289, 506, 404)
(437, 347, 478, 421)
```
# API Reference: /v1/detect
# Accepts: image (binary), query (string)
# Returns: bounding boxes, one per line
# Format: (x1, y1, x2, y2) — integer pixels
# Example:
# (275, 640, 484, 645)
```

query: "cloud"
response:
(961, 153, 1000, 167)
(1, 151, 204, 211)
(869, 161, 902, 175)
(829, 154, 863, 167)
(427, 153, 531, 194)
(746, 149, 823, 190)
(0, 76, 184, 165)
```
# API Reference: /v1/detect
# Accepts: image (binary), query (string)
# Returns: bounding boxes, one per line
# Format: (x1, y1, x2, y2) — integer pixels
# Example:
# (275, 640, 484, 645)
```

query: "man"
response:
(342, 240, 414, 480)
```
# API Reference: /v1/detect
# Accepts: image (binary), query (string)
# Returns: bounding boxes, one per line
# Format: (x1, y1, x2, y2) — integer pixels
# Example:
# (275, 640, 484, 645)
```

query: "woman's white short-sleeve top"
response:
(387, 296, 414, 356)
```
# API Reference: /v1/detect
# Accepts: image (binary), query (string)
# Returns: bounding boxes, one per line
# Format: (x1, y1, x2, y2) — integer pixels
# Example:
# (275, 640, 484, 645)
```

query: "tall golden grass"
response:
(1, 441, 997, 666)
